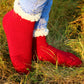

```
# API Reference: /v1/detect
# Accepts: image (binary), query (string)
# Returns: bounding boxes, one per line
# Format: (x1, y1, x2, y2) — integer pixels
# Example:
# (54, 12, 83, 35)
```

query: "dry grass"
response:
(0, 0, 84, 84)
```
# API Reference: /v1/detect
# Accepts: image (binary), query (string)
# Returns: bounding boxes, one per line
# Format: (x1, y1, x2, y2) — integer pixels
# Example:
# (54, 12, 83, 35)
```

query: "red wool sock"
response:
(33, 36, 82, 67)
(3, 10, 35, 74)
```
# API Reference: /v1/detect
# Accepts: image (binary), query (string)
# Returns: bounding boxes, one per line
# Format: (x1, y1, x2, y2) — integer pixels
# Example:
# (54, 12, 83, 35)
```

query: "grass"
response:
(0, 0, 84, 84)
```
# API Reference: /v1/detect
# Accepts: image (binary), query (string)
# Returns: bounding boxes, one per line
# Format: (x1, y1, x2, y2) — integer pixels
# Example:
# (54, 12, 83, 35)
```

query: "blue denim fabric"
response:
(35, 0, 53, 30)
(19, 0, 53, 30)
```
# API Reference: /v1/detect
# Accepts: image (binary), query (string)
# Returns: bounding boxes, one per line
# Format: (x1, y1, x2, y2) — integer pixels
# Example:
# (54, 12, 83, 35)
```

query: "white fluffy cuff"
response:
(14, 0, 41, 22)
(33, 28, 49, 37)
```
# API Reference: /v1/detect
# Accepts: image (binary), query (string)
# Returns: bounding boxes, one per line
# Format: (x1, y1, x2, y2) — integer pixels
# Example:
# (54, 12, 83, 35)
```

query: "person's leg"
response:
(3, 10, 35, 74)
(33, 0, 82, 67)
(3, 0, 49, 74)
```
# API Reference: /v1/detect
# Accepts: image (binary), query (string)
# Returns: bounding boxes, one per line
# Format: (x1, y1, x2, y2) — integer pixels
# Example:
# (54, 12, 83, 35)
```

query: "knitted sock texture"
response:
(3, 10, 35, 74)
(33, 36, 82, 67)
